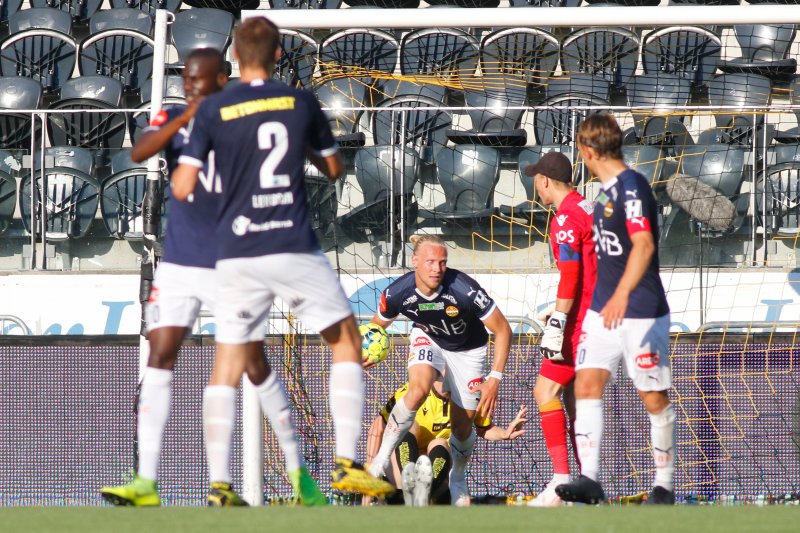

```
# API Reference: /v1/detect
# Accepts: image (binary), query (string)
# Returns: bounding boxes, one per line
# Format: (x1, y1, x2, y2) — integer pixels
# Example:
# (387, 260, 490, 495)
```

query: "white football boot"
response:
(528, 477, 566, 507)
(413, 456, 433, 507)
(449, 467, 470, 507)
(401, 462, 417, 506)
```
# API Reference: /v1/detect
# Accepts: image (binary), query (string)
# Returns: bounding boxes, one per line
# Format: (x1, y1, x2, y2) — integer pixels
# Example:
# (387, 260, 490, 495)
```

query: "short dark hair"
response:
(186, 47, 225, 73)
(234, 17, 280, 71)
(577, 113, 623, 160)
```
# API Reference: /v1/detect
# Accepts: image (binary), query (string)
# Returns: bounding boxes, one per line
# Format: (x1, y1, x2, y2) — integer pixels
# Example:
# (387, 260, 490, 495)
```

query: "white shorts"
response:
(146, 262, 215, 332)
(407, 328, 487, 411)
(576, 309, 672, 391)
(215, 251, 354, 344)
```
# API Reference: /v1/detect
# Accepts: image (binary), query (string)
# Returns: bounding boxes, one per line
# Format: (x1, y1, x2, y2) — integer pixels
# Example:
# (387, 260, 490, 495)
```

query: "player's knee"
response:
(641, 389, 670, 414)
(403, 385, 429, 410)
(147, 348, 177, 370)
(573, 374, 604, 399)
(533, 381, 560, 407)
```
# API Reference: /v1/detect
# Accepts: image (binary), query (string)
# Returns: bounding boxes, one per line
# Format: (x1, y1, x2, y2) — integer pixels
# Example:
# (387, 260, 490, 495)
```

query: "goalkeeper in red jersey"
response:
(523, 152, 597, 506)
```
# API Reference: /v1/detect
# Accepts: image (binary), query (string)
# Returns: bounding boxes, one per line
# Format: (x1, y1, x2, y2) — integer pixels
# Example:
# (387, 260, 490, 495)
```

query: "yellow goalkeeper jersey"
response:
(379, 383, 491, 450)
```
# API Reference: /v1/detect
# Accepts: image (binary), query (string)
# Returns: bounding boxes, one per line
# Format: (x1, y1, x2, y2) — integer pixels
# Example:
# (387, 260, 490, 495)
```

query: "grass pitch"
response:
(1, 506, 797, 533)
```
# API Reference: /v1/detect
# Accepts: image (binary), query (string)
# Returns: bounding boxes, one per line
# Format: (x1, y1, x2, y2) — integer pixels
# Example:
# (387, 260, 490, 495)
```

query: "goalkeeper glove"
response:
(540, 310, 567, 362)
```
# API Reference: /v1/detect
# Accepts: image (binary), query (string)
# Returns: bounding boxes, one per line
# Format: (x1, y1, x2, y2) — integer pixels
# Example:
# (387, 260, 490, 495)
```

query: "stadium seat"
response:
(19, 146, 100, 240)
(585, 0, 659, 4)
(0, 76, 42, 150)
(0, 8, 77, 93)
(701, 73, 773, 148)
(560, 27, 640, 93)
(269, 0, 341, 7)
(641, 26, 722, 91)
(47, 75, 127, 161)
(304, 167, 337, 239)
(171, 8, 234, 65)
(431, 145, 500, 228)
(78, 9, 155, 93)
(338, 145, 420, 245)
(718, 24, 797, 82)
(480, 28, 559, 96)
(622, 145, 666, 185)
(182, 0, 259, 16)
(30, 0, 103, 25)
(100, 149, 153, 240)
(446, 77, 528, 147)
(426, 0, 499, 6)
(276, 29, 317, 89)
(626, 73, 693, 148)
(371, 94, 451, 175)
(499, 145, 576, 223)
(400, 28, 479, 80)
(669, 0, 739, 4)
(0, 149, 17, 234)
(375, 79, 446, 103)
(110, 0, 183, 16)
(344, 0, 418, 7)
(508, 0, 579, 6)
(534, 76, 611, 145)
(129, 74, 186, 143)
(313, 77, 371, 148)
(318, 29, 398, 78)
(757, 161, 800, 235)
(0, 0, 23, 26)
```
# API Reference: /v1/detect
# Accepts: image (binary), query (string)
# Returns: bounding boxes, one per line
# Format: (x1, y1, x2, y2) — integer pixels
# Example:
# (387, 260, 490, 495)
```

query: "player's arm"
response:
(476, 405, 528, 441)
(540, 224, 583, 361)
(131, 102, 199, 162)
(172, 100, 214, 201)
(476, 306, 512, 420)
(307, 148, 344, 182)
(171, 163, 200, 201)
(601, 231, 654, 329)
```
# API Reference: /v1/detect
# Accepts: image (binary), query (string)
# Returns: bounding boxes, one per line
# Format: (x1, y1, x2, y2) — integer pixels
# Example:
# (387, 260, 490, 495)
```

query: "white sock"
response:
(449, 429, 477, 477)
(574, 399, 603, 482)
(649, 403, 676, 491)
(203, 385, 236, 484)
(551, 473, 571, 485)
(254, 373, 302, 472)
(137, 368, 173, 481)
(329, 362, 364, 461)
(369, 396, 417, 476)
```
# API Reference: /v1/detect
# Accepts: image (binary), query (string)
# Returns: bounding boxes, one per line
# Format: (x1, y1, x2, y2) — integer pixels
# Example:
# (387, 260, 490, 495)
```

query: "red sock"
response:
(540, 400, 570, 475)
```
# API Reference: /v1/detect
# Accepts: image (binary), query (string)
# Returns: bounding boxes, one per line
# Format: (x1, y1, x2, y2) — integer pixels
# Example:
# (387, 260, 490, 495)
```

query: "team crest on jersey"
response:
(635, 352, 659, 369)
(445, 305, 459, 317)
(604, 202, 614, 217)
(467, 377, 483, 392)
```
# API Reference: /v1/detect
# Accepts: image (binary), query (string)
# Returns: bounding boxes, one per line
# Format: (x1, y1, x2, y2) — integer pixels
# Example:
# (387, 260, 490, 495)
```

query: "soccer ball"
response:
(359, 323, 390, 364)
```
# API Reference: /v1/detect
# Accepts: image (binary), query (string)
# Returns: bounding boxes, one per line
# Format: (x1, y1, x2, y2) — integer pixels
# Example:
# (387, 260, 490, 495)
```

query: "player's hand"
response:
(179, 96, 204, 125)
(600, 291, 628, 330)
(476, 376, 500, 419)
(362, 358, 377, 370)
(502, 405, 528, 440)
(540, 311, 567, 362)
(535, 304, 556, 328)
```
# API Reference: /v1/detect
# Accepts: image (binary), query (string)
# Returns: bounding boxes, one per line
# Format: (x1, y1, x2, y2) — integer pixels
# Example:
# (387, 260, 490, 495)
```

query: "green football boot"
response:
(207, 481, 249, 507)
(289, 467, 327, 507)
(100, 475, 160, 507)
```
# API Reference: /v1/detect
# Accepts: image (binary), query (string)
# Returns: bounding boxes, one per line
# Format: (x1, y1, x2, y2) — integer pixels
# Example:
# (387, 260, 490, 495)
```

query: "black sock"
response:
(428, 444, 452, 504)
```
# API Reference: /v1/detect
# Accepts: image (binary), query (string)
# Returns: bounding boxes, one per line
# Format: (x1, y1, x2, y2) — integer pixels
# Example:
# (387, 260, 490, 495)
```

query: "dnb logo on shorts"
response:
(635, 352, 659, 369)
(467, 377, 483, 392)
(445, 305, 459, 317)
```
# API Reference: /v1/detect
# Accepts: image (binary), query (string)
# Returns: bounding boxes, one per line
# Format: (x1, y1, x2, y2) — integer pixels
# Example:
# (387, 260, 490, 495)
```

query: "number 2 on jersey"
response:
(258, 122, 290, 189)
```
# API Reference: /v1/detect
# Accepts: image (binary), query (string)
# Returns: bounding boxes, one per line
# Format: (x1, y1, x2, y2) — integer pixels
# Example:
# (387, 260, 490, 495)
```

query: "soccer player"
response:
(100, 48, 324, 507)
(555, 114, 675, 505)
(365, 234, 513, 506)
(365, 381, 527, 506)
(522, 152, 596, 507)
(171, 17, 394, 501)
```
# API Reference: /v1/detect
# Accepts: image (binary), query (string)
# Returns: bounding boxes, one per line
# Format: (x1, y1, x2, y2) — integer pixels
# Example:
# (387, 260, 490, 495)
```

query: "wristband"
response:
(488, 370, 503, 381)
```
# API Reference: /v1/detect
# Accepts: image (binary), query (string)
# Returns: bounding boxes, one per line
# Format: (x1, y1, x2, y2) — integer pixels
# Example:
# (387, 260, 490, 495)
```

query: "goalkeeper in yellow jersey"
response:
(364, 381, 527, 506)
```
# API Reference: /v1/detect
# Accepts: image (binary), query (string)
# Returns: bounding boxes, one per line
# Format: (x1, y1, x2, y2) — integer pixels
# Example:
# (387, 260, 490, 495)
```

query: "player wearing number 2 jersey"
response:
(555, 114, 675, 506)
(366, 234, 512, 507)
(172, 17, 393, 501)
(522, 151, 596, 507)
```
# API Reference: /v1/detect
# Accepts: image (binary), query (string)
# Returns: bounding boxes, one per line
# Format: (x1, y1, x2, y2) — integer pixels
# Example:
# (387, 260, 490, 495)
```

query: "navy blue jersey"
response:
(591, 169, 669, 318)
(146, 105, 219, 268)
(179, 79, 337, 260)
(378, 269, 497, 351)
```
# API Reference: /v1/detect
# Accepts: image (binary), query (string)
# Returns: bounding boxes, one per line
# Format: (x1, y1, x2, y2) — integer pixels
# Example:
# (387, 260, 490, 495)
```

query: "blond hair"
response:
(409, 234, 446, 255)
